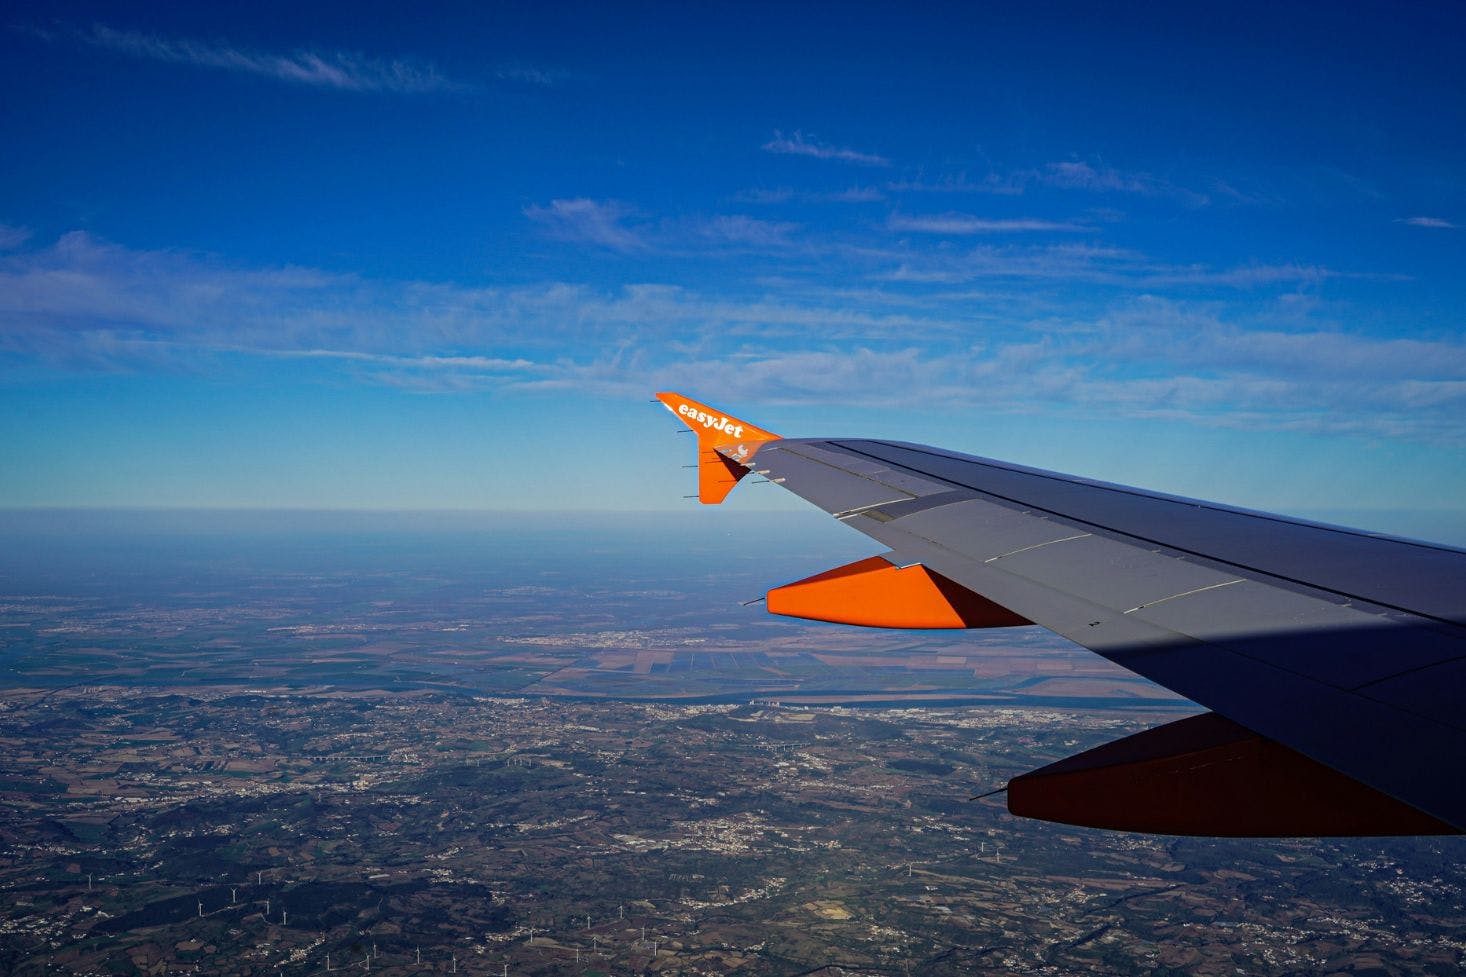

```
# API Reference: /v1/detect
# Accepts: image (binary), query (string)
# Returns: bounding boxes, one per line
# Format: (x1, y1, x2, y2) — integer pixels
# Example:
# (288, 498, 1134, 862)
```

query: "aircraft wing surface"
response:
(656, 392, 1466, 836)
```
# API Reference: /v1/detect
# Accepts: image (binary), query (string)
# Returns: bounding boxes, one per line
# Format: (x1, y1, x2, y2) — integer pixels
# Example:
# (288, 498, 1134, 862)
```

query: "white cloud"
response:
(50, 23, 468, 93)
(697, 215, 800, 248)
(524, 201, 809, 255)
(737, 186, 884, 204)
(1041, 161, 1153, 193)
(1136, 263, 1335, 288)
(266, 348, 538, 371)
(886, 172, 1026, 195)
(888, 213, 1092, 234)
(0, 231, 950, 379)
(494, 62, 564, 87)
(873, 241, 1344, 291)
(0, 224, 31, 250)
(1400, 216, 1457, 229)
(736, 187, 797, 204)
(1037, 161, 1209, 206)
(5, 231, 1464, 440)
(762, 131, 891, 167)
(876, 242, 1147, 284)
(821, 186, 885, 203)
(523, 199, 648, 253)
(885, 163, 1210, 205)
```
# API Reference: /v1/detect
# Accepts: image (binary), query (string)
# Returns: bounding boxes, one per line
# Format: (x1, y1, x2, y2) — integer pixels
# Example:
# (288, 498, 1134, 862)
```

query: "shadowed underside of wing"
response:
(658, 393, 1466, 836)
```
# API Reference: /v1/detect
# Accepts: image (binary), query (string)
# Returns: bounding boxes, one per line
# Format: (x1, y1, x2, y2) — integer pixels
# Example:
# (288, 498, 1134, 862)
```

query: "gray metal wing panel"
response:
(891, 497, 1099, 563)
(751, 437, 1466, 829)
(752, 440, 957, 517)
(1129, 581, 1466, 689)
(977, 530, 1247, 612)
(836, 439, 1466, 627)
(760, 440, 958, 500)
(1363, 658, 1466, 727)
(751, 443, 916, 515)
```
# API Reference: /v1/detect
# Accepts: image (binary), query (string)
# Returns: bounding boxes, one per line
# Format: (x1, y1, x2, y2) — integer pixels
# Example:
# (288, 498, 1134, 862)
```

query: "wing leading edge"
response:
(656, 392, 1466, 836)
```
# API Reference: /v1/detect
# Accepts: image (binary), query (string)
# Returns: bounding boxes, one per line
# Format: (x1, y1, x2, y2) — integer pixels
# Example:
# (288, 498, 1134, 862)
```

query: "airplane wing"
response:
(655, 392, 1466, 836)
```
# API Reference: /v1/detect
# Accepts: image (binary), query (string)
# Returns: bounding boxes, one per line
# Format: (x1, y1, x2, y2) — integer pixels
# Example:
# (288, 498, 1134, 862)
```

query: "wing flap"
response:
(1009, 711, 1461, 836)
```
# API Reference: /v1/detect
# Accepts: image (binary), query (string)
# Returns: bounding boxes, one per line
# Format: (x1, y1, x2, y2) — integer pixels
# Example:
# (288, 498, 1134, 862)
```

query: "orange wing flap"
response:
(767, 554, 1032, 629)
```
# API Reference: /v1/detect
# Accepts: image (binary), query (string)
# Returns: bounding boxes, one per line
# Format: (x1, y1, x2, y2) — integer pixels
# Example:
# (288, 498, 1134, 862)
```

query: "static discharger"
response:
(656, 391, 780, 504)
(766, 555, 1031, 630)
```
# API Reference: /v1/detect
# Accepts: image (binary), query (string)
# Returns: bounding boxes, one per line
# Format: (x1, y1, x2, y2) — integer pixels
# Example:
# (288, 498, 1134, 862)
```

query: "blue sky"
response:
(2, 2, 1465, 533)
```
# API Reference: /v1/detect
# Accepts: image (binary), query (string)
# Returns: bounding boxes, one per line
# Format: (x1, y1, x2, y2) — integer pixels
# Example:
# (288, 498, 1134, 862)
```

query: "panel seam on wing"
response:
(835, 500, 912, 520)
(1122, 578, 1246, 614)
(853, 439, 1466, 558)
(983, 533, 1091, 563)
(831, 441, 1466, 633)
(779, 442, 953, 500)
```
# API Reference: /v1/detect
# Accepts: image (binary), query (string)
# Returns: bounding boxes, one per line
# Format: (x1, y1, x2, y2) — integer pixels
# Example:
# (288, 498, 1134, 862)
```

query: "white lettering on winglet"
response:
(676, 402, 744, 440)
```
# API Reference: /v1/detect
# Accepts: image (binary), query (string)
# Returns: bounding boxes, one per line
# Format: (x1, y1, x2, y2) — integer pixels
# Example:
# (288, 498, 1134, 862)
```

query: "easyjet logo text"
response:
(677, 403, 744, 439)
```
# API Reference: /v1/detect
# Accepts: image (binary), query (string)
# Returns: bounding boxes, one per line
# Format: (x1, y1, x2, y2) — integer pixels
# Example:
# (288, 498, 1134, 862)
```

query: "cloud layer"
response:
(4, 231, 1464, 442)
(762, 131, 891, 167)
(39, 23, 468, 93)
(1401, 216, 1457, 229)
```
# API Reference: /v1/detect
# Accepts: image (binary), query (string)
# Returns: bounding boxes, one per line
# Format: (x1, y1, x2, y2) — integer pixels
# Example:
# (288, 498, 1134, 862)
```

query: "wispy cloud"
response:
(762, 131, 891, 167)
(1040, 161, 1154, 193)
(697, 215, 800, 249)
(876, 242, 1147, 285)
(888, 213, 1092, 234)
(1400, 216, 1457, 229)
(823, 186, 885, 203)
(885, 162, 1209, 205)
(737, 185, 886, 205)
(494, 62, 565, 87)
(736, 187, 796, 204)
(267, 348, 538, 371)
(5, 231, 1459, 440)
(873, 240, 1341, 290)
(886, 172, 1026, 195)
(524, 200, 807, 255)
(0, 224, 32, 250)
(1038, 161, 1209, 206)
(40, 22, 469, 93)
(736, 185, 885, 205)
(0, 230, 944, 371)
(1135, 263, 1338, 288)
(523, 199, 648, 253)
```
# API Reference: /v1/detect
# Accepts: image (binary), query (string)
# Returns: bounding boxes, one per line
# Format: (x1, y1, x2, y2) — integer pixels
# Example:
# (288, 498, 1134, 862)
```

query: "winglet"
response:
(656, 392, 780, 504)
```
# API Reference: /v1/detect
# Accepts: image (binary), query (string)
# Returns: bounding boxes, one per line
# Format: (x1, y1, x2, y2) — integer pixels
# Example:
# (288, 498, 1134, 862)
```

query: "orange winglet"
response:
(656, 392, 780, 504)
(767, 555, 1032, 629)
